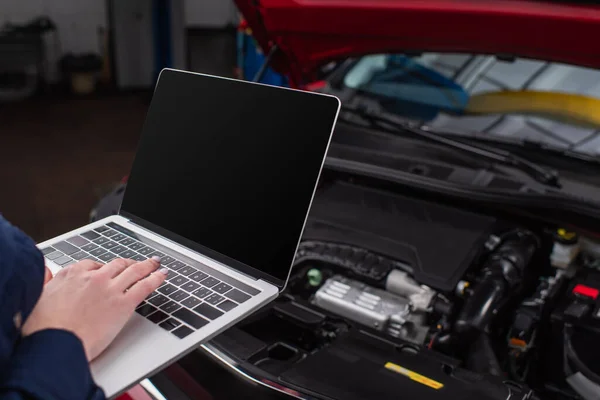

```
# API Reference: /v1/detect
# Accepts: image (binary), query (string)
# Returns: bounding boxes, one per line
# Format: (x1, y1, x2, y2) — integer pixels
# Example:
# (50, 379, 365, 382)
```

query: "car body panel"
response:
(234, 0, 600, 84)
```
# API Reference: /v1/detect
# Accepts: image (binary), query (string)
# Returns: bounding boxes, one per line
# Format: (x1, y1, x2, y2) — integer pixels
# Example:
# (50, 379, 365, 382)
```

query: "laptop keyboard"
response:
(40, 222, 261, 339)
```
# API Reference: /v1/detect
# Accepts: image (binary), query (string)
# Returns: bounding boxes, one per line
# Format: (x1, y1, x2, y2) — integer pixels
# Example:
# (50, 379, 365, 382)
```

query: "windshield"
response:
(341, 53, 600, 157)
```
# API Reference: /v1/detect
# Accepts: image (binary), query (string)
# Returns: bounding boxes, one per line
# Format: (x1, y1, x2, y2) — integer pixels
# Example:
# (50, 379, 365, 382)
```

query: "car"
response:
(94, 1, 600, 399)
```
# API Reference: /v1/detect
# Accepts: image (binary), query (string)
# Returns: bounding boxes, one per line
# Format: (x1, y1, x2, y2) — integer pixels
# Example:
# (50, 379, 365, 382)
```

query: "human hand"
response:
(23, 257, 168, 361)
(44, 265, 52, 285)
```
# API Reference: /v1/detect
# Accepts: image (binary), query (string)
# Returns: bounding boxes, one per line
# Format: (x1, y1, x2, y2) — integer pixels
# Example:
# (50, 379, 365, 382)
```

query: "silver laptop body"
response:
(37, 69, 340, 398)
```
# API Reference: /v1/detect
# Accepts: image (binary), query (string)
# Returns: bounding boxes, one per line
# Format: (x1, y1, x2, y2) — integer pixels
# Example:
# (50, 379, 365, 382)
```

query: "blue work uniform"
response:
(0, 216, 105, 400)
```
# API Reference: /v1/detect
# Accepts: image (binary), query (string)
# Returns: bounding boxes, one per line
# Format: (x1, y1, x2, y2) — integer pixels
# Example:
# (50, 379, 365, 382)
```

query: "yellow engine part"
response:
(465, 91, 600, 129)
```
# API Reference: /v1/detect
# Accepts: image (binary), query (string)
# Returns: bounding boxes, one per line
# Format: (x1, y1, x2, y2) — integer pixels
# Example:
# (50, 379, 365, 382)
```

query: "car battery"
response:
(542, 268, 600, 397)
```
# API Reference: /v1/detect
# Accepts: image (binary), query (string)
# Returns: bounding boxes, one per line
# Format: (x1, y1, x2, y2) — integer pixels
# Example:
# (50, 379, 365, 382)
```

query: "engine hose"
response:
(454, 231, 538, 340)
(564, 324, 600, 387)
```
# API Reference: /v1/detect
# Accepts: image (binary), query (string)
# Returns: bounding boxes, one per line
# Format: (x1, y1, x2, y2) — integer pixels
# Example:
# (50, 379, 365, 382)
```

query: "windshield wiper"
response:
(341, 105, 561, 188)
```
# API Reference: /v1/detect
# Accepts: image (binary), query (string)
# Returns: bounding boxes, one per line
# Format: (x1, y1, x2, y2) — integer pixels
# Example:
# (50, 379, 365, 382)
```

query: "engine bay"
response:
(210, 181, 600, 400)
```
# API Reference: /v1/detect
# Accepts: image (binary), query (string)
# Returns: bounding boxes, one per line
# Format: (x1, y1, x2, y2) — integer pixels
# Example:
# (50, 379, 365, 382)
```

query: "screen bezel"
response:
(119, 69, 341, 290)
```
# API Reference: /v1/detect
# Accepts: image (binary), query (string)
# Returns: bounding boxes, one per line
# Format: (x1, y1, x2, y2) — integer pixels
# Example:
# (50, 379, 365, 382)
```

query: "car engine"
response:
(210, 181, 600, 400)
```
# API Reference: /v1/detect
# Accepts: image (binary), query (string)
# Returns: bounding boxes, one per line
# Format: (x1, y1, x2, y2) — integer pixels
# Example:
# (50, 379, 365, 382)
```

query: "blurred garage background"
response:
(1, 0, 241, 241)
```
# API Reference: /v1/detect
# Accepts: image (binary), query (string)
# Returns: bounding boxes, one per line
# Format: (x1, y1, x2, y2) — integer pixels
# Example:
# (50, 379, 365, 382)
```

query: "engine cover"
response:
(303, 182, 496, 292)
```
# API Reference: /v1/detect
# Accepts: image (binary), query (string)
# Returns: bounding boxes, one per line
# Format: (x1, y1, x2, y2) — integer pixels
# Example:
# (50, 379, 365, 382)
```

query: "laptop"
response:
(37, 69, 341, 398)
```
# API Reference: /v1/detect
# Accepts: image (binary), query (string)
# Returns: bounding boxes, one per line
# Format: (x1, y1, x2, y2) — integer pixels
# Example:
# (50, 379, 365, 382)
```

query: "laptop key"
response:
(160, 256, 176, 265)
(136, 303, 156, 316)
(100, 241, 118, 250)
(172, 325, 194, 339)
(102, 230, 118, 237)
(217, 300, 238, 312)
(111, 245, 129, 255)
(128, 242, 145, 251)
(86, 257, 99, 262)
(181, 296, 201, 308)
(81, 243, 98, 252)
(132, 255, 146, 262)
(167, 272, 180, 282)
(138, 247, 154, 255)
(89, 248, 107, 257)
(205, 293, 224, 306)
(94, 226, 110, 233)
(178, 266, 196, 276)
(67, 236, 89, 247)
(225, 289, 252, 304)
(119, 238, 135, 246)
(54, 241, 79, 255)
(168, 261, 186, 271)
(147, 311, 168, 324)
(200, 277, 220, 288)
(46, 251, 64, 260)
(181, 281, 200, 293)
(148, 251, 165, 258)
(173, 309, 209, 329)
(112, 233, 127, 242)
(192, 287, 211, 299)
(193, 303, 223, 320)
(41, 247, 56, 255)
(189, 271, 208, 282)
(98, 252, 117, 262)
(63, 260, 76, 267)
(93, 236, 110, 245)
(71, 251, 88, 260)
(119, 250, 138, 259)
(171, 276, 189, 287)
(158, 284, 177, 296)
(82, 231, 101, 240)
(213, 283, 232, 294)
(148, 294, 169, 307)
(160, 301, 181, 314)
(54, 256, 74, 265)
(159, 318, 181, 331)
(169, 290, 189, 302)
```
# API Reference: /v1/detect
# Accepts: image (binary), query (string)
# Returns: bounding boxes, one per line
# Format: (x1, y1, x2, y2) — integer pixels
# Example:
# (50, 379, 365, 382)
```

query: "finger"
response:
(44, 266, 53, 285)
(126, 268, 169, 306)
(97, 258, 137, 279)
(113, 256, 161, 291)
(69, 259, 103, 272)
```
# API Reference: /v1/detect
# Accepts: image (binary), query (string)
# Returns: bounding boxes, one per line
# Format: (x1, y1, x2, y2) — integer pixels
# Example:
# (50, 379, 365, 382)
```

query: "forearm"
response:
(0, 330, 105, 400)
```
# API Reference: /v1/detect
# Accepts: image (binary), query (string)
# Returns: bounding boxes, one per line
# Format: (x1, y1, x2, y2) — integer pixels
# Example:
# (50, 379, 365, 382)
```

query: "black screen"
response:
(121, 70, 340, 284)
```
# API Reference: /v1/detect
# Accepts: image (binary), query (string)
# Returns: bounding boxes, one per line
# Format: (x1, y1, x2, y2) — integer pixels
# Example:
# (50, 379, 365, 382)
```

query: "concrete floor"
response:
(0, 29, 236, 242)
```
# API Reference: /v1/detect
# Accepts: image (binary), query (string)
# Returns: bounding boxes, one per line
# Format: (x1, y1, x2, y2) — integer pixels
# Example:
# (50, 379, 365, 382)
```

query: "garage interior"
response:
(1, 1, 237, 242)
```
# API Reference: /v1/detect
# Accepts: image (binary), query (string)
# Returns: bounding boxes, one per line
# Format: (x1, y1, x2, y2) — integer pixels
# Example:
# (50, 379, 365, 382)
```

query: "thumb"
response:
(44, 265, 53, 285)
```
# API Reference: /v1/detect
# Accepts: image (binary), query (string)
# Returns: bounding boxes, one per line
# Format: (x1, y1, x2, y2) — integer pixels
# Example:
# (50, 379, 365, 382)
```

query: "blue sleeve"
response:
(0, 216, 105, 400)
(1, 330, 105, 400)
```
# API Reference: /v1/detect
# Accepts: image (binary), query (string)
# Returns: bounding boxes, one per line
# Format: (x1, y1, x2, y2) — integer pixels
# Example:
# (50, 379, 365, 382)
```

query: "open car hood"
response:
(234, 0, 600, 84)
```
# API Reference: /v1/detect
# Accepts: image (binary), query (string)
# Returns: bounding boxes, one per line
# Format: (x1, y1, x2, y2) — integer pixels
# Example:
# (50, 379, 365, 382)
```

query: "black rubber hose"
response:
(454, 232, 537, 339)
(454, 272, 507, 335)
(564, 324, 600, 386)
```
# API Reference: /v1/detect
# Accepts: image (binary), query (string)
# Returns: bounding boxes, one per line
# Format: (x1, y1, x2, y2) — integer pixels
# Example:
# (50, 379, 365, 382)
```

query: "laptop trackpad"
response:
(90, 314, 176, 397)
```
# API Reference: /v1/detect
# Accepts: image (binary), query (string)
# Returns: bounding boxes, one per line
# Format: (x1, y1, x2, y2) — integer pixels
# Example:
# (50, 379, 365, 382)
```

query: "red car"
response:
(95, 1, 600, 399)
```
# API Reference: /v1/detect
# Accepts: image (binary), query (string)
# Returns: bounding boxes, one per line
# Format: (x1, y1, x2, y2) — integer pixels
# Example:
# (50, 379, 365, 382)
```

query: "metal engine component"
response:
(385, 269, 436, 312)
(313, 275, 429, 345)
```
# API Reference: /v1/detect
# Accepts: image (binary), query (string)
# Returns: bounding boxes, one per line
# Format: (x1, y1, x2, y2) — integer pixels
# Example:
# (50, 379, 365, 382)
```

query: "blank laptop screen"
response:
(121, 70, 340, 285)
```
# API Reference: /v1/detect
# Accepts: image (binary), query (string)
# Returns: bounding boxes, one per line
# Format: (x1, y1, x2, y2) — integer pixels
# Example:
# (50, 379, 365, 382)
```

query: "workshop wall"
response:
(2, 0, 106, 82)
(184, 0, 238, 27)
(1, 0, 237, 82)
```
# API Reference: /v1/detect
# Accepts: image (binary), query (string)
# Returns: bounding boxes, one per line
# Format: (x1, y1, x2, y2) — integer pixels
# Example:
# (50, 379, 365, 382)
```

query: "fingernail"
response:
(159, 268, 169, 275)
(151, 256, 161, 263)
